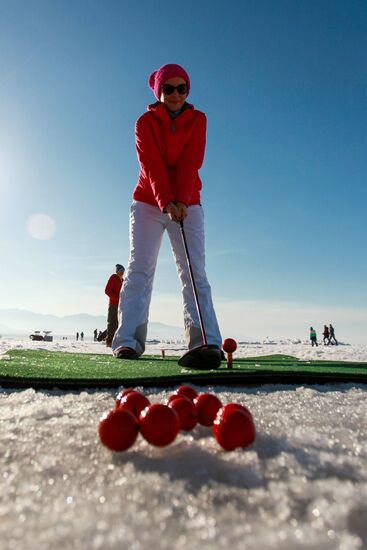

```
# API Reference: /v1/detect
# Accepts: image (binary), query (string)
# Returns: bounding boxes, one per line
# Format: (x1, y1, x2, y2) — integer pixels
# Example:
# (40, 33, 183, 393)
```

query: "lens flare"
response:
(26, 213, 56, 240)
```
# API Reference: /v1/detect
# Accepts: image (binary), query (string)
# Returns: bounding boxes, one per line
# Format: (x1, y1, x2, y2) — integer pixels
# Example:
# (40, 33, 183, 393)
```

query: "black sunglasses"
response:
(162, 83, 188, 96)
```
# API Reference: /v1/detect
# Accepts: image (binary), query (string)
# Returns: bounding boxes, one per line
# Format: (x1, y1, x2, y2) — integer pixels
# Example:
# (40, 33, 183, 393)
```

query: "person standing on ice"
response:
(323, 324, 330, 345)
(329, 323, 338, 345)
(112, 63, 222, 364)
(310, 327, 318, 347)
(104, 264, 125, 347)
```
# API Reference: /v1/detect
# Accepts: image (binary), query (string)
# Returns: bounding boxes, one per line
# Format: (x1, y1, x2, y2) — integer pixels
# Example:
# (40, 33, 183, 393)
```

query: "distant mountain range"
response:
(0, 309, 184, 339)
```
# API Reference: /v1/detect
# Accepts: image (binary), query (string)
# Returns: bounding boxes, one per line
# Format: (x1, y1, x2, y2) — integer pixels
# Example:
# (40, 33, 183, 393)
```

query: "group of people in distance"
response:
(310, 324, 338, 347)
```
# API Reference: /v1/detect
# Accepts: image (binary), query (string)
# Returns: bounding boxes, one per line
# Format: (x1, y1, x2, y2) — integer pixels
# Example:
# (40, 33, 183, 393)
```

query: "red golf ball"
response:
(213, 407, 256, 451)
(115, 388, 136, 408)
(194, 393, 223, 426)
(222, 338, 237, 353)
(98, 408, 139, 452)
(122, 387, 136, 397)
(119, 391, 150, 419)
(166, 393, 185, 405)
(139, 404, 180, 447)
(168, 396, 198, 431)
(166, 393, 187, 405)
(222, 402, 253, 419)
(175, 385, 198, 402)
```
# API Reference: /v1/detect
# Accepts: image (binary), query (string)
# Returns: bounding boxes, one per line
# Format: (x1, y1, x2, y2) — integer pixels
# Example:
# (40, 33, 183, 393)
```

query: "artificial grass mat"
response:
(0, 349, 366, 388)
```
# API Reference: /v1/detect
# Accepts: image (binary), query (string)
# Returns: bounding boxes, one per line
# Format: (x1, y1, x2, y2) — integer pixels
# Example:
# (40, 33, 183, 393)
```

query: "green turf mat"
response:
(0, 350, 366, 388)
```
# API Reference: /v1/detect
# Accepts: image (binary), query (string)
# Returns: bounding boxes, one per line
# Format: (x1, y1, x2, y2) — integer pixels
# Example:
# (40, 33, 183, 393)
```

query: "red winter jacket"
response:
(133, 102, 206, 211)
(105, 274, 122, 305)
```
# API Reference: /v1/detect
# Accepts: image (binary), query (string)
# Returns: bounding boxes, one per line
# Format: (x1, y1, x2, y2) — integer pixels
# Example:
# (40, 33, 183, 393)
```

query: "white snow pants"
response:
(112, 200, 222, 356)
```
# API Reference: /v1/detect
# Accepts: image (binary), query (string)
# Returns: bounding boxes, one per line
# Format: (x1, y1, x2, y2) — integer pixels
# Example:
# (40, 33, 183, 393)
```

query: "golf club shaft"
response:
(179, 220, 208, 346)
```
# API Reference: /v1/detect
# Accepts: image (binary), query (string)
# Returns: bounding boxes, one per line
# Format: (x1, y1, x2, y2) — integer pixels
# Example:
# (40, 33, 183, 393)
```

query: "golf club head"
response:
(178, 345, 222, 370)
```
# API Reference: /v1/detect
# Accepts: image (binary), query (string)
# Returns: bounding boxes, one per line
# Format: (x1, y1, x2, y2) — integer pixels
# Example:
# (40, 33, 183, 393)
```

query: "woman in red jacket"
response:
(112, 64, 222, 365)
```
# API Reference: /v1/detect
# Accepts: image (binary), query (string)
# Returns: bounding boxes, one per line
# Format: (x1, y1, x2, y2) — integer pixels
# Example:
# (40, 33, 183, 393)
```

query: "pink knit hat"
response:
(148, 64, 190, 100)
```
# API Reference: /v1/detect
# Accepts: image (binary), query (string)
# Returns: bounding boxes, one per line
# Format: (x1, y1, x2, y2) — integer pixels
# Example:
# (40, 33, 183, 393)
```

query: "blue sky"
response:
(0, 0, 366, 342)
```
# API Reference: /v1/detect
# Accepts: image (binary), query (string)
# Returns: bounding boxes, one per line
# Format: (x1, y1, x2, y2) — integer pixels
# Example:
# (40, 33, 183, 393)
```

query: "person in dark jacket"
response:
(329, 324, 338, 345)
(323, 325, 330, 345)
(105, 264, 125, 347)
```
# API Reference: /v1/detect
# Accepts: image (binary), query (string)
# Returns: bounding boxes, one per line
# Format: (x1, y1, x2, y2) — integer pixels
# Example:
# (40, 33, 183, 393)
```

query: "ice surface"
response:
(0, 338, 366, 549)
(1, 335, 367, 363)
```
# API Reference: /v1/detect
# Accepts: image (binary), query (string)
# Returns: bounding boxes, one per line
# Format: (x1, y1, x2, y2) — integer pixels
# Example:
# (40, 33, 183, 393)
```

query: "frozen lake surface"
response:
(0, 337, 366, 549)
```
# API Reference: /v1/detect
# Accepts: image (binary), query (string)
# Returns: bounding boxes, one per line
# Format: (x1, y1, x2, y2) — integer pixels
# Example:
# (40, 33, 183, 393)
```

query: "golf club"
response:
(179, 220, 207, 346)
(178, 219, 221, 369)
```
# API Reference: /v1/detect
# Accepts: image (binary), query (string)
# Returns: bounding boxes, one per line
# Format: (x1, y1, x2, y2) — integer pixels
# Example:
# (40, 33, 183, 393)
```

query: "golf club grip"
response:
(179, 220, 208, 346)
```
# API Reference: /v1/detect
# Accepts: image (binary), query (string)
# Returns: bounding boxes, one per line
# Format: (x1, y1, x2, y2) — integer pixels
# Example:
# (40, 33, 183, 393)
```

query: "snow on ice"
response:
(0, 337, 366, 549)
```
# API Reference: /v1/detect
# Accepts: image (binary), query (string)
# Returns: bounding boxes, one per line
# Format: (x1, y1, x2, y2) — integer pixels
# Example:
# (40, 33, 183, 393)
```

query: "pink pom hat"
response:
(148, 63, 190, 100)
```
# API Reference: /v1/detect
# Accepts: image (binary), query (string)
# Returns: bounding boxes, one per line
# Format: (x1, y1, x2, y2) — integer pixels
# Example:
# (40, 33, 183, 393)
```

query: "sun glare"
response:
(26, 213, 56, 240)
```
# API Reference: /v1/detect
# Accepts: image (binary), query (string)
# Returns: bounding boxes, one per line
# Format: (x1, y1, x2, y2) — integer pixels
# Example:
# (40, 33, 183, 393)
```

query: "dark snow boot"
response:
(115, 347, 139, 360)
(178, 345, 222, 370)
